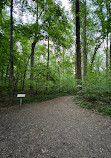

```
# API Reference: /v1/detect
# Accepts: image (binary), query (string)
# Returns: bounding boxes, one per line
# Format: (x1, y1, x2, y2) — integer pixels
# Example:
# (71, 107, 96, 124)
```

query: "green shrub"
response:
(81, 72, 111, 101)
(95, 106, 111, 116)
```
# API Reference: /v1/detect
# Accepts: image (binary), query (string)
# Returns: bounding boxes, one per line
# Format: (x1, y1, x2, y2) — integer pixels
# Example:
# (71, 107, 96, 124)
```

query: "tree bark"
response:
(10, 0, 14, 102)
(30, 41, 36, 81)
(90, 41, 102, 70)
(45, 36, 50, 92)
(110, 33, 111, 70)
(30, 1, 38, 90)
(63, 49, 65, 76)
(22, 54, 31, 91)
(106, 33, 108, 69)
(47, 36, 50, 81)
(55, 50, 56, 71)
(58, 61, 60, 93)
(76, 0, 82, 88)
(106, 5, 109, 70)
(83, 0, 87, 80)
(109, 1, 111, 69)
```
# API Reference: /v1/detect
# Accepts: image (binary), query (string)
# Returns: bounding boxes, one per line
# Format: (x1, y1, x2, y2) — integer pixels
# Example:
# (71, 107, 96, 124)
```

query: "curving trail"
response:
(0, 96, 111, 158)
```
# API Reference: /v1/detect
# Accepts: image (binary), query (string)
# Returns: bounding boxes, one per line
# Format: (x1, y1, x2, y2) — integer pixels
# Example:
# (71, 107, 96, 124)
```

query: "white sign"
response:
(17, 94, 26, 98)
(17, 94, 26, 106)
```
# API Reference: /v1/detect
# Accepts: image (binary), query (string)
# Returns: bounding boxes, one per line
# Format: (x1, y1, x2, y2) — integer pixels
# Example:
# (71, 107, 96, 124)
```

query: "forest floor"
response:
(0, 96, 111, 158)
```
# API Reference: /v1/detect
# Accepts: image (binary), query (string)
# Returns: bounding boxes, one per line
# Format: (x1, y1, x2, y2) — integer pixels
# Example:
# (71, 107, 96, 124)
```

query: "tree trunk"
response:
(10, 0, 14, 103)
(90, 41, 102, 70)
(55, 51, 56, 71)
(106, 33, 108, 70)
(76, 0, 82, 89)
(47, 36, 50, 81)
(58, 61, 60, 93)
(30, 41, 36, 89)
(30, 2, 38, 90)
(30, 42, 36, 80)
(110, 33, 111, 70)
(83, 0, 87, 80)
(63, 49, 65, 76)
(22, 54, 31, 91)
(46, 36, 50, 92)
(109, 1, 111, 69)
(106, 1, 110, 73)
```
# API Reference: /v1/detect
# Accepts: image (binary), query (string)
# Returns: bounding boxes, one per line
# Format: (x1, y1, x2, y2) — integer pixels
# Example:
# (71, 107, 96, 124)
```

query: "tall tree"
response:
(106, 33, 108, 70)
(45, 35, 50, 91)
(76, 0, 81, 87)
(47, 36, 50, 81)
(83, 0, 87, 80)
(90, 0, 110, 70)
(110, 34, 111, 69)
(10, 0, 14, 102)
(30, 1, 39, 88)
(106, 1, 109, 70)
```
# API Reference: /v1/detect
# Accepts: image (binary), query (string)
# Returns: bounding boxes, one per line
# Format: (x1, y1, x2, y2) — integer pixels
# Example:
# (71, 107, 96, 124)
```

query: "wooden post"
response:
(20, 98, 22, 106)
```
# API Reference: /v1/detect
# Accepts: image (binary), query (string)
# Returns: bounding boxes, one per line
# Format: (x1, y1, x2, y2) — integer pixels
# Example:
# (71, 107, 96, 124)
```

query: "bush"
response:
(81, 72, 111, 101)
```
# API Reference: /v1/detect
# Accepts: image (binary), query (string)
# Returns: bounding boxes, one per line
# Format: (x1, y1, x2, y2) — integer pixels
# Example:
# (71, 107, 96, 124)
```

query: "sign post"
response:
(17, 94, 26, 106)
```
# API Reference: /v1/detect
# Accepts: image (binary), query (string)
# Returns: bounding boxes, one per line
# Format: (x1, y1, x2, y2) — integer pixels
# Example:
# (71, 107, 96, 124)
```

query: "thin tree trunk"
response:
(58, 61, 60, 93)
(47, 36, 50, 81)
(63, 49, 65, 76)
(30, 41, 36, 81)
(110, 33, 111, 70)
(76, 0, 82, 89)
(106, 33, 108, 69)
(106, 1, 110, 74)
(90, 41, 102, 70)
(106, 3, 108, 73)
(109, 1, 111, 70)
(30, 2, 38, 90)
(30, 41, 37, 91)
(22, 54, 31, 91)
(22, 69, 27, 91)
(83, 0, 87, 80)
(10, 0, 14, 102)
(55, 51, 56, 71)
(106, 4, 109, 70)
(75, 44, 77, 79)
(46, 36, 50, 92)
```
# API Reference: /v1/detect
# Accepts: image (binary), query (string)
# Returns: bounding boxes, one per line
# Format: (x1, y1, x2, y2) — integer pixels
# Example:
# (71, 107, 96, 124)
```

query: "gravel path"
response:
(0, 96, 111, 158)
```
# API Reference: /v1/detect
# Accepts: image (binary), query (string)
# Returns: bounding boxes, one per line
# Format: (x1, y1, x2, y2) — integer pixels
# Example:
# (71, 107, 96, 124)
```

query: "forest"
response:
(0, 0, 111, 115)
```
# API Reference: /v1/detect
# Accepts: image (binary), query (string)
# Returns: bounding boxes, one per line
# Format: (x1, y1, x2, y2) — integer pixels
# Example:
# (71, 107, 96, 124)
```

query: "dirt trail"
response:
(0, 96, 111, 158)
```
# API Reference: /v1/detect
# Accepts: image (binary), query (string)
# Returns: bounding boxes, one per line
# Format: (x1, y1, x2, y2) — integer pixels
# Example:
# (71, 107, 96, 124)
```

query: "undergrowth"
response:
(74, 72, 111, 117)
(74, 95, 111, 117)
(0, 91, 75, 108)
